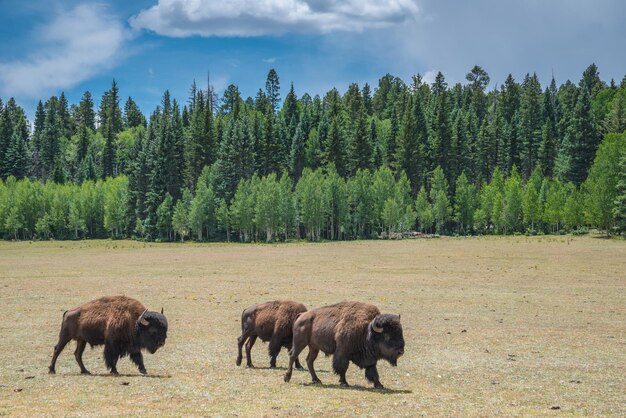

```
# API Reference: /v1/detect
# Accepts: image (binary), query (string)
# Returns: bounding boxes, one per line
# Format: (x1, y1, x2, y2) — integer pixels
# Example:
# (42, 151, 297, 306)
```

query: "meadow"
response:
(0, 236, 624, 416)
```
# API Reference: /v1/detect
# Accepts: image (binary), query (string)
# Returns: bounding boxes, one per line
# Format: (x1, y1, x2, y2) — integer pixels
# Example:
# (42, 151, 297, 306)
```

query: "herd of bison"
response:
(48, 296, 405, 389)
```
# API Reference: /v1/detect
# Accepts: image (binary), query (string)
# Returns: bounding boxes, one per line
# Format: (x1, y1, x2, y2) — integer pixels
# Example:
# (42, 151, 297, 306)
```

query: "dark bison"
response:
(284, 301, 404, 389)
(236, 300, 307, 369)
(48, 296, 168, 375)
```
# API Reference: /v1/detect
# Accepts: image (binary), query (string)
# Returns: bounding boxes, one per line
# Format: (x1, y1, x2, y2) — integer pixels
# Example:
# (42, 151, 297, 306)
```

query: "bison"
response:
(236, 300, 307, 369)
(284, 301, 404, 389)
(48, 296, 168, 375)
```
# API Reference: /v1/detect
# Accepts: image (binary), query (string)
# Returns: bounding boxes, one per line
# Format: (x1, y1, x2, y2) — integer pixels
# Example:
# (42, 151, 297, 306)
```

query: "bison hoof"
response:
(246, 364, 254, 368)
(296, 365, 305, 371)
(374, 383, 385, 390)
(139, 368, 147, 375)
(269, 365, 276, 369)
(48, 368, 55, 375)
(110, 370, 119, 376)
(340, 382, 349, 387)
(236, 358, 242, 366)
(312, 379, 322, 385)
(80, 370, 91, 375)
(284, 374, 291, 383)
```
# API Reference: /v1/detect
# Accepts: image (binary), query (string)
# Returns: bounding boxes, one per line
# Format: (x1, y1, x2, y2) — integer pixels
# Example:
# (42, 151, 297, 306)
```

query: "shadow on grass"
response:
(299, 382, 412, 394)
(57, 372, 172, 378)
(253, 366, 315, 372)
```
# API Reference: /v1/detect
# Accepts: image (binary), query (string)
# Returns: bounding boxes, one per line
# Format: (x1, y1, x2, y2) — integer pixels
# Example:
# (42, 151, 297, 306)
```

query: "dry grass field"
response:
(0, 236, 624, 417)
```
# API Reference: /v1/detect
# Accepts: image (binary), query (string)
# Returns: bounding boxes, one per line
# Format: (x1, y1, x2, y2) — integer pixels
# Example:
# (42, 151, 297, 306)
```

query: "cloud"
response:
(130, 0, 418, 37)
(0, 4, 129, 98)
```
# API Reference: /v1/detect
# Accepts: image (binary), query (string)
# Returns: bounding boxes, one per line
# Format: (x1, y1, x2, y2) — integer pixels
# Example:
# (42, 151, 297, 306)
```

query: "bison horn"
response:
(161, 307, 164, 314)
(139, 317, 149, 326)
(372, 321, 383, 333)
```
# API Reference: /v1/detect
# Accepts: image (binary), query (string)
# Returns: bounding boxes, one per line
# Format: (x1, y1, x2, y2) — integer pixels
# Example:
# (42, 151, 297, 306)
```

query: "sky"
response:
(0, 0, 624, 119)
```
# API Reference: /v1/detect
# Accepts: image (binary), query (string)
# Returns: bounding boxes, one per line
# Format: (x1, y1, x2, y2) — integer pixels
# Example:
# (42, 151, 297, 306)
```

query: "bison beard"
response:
(236, 300, 307, 369)
(283, 301, 404, 389)
(48, 296, 168, 375)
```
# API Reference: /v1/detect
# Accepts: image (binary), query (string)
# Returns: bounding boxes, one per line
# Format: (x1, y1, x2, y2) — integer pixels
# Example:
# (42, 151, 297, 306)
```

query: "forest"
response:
(0, 64, 625, 241)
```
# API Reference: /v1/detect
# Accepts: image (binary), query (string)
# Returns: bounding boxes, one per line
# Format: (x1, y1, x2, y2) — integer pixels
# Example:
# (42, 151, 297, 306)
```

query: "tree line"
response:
(0, 64, 625, 241)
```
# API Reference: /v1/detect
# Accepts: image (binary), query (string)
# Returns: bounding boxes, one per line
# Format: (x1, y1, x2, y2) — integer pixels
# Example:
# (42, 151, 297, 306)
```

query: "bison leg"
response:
(104, 343, 120, 375)
(365, 364, 384, 389)
(332, 353, 350, 387)
(284, 342, 304, 370)
(294, 357, 304, 370)
(74, 340, 90, 375)
(130, 352, 146, 375)
(268, 336, 282, 368)
(236, 329, 252, 367)
(306, 348, 322, 384)
(49, 328, 72, 374)
(284, 326, 310, 383)
(245, 335, 257, 368)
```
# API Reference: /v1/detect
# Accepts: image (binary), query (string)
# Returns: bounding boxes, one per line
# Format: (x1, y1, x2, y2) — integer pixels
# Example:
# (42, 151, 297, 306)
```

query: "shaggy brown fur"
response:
(284, 301, 404, 389)
(236, 300, 307, 369)
(48, 296, 168, 375)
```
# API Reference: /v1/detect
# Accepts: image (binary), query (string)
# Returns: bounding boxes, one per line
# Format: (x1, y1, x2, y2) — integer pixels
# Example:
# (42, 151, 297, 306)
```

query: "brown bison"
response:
(236, 300, 307, 369)
(48, 296, 168, 375)
(284, 301, 404, 389)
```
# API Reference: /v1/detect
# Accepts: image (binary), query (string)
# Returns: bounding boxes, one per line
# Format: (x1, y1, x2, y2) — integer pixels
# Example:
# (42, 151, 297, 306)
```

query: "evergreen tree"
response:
(123, 97, 146, 128)
(539, 78, 559, 177)
(99, 80, 123, 178)
(560, 88, 599, 185)
(429, 73, 453, 183)
(394, 93, 427, 193)
(215, 115, 256, 201)
(290, 116, 307, 182)
(265, 69, 281, 114)
(519, 73, 543, 179)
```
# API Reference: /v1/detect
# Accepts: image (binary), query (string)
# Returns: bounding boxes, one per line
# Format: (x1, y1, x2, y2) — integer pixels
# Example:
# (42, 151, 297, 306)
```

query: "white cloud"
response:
(421, 69, 439, 85)
(0, 4, 129, 98)
(129, 0, 418, 37)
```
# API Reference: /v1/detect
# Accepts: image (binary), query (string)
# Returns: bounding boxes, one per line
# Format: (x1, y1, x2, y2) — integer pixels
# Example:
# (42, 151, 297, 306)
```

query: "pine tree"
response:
(539, 78, 559, 177)
(265, 69, 281, 114)
(4, 114, 30, 179)
(99, 80, 123, 178)
(519, 73, 543, 179)
(429, 72, 453, 183)
(215, 115, 256, 201)
(77, 91, 96, 130)
(124, 97, 146, 128)
(561, 88, 599, 186)
(393, 95, 421, 192)
(290, 115, 307, 182)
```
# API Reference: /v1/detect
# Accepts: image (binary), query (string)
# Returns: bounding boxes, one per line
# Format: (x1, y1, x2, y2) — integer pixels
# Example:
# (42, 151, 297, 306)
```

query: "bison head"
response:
(369, 314, 404, 366)
(137, 310, 168, 354)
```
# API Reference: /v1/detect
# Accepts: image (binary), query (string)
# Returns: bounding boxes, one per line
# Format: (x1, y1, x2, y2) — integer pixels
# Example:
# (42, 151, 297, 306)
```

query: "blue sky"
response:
(0, 0, 625, 119)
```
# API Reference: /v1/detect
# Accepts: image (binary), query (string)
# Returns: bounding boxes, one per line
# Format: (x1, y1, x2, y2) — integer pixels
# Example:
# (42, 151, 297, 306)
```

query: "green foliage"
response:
(1, 65, 623, 241)
(582, 133, 626, 233)
(613, 150, 626, 235)
(415, 186, 434, 233)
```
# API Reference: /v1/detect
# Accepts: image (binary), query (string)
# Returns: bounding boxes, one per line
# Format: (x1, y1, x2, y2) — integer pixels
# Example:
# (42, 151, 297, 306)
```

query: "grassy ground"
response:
(0, 236, 624, 417)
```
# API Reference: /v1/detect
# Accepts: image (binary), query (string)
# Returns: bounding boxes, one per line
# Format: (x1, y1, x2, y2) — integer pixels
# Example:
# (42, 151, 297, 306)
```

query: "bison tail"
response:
(241, 308, 247, 333)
